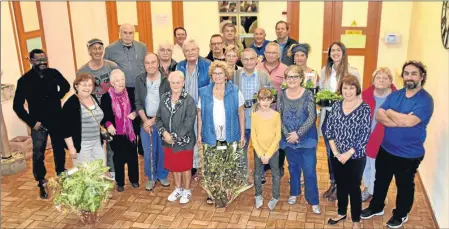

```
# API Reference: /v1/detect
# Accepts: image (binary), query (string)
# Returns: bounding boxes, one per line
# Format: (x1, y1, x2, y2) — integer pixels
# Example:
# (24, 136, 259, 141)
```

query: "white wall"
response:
(1, 2, 28, 139)
(69, 1, 109, 70)
(406, 2, 449, 228)
(151, 2, 173, 52)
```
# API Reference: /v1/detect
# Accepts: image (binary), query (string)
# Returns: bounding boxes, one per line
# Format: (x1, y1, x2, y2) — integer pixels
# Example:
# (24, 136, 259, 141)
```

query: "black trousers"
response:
(368, 147, 423, 218)
(30, 122, 66, 184)
(110, 135, 139, 187)
(332, 154, 366, 222)
(126, 87, 144, 155)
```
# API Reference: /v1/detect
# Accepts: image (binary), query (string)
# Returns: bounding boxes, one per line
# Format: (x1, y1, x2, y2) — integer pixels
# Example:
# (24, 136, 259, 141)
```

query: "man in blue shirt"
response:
(360, 61, 434, 229)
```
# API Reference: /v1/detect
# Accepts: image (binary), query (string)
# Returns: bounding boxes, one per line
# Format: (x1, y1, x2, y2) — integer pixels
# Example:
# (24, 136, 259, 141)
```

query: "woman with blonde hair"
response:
(197, 61, 249, 207)
(360, 67, 397, 202)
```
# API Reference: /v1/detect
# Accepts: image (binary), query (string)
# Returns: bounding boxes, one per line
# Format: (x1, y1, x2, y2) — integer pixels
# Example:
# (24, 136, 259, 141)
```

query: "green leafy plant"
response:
(252, 88, 278, 100)
(315, 90, 343, 103)
(48, 160, 114, 216)
(303, 80, 315, 89)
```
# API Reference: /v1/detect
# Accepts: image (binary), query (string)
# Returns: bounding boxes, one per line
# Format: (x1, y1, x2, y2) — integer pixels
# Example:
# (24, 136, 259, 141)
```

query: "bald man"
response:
(105, 23, 148, 155)
(250, 28, 270, 62)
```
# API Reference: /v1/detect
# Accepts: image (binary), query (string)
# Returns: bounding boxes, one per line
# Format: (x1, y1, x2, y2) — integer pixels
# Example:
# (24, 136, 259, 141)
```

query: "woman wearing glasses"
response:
(197, 61, 249, 208)
(278, 65, 320, 214)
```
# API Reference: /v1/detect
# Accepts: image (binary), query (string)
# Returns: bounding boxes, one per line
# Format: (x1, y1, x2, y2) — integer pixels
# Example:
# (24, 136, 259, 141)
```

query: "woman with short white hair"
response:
(101, 69, 139, 192)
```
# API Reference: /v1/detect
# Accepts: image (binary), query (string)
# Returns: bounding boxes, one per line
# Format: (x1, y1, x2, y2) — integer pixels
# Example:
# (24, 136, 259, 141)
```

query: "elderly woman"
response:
(63, 73, 105, 165)
(277, 65, 320, 214)
(325, 75, 370, 229)
(361, 67, 396, 202)
(156, 71, 197, 204)
(221, 22, 244, 56)
(225, 45, 242, 82)
(197, 61, 249, 208)
(319, 41, 360, 201)
(288, 43, 319, 87)
(100, 69, 139, 192)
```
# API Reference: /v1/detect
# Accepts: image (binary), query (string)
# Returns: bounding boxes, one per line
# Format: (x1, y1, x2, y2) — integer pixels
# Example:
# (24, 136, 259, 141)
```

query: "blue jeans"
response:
(141, 127, 168, 181)
(321, 111, 335, 182)
(285, 147, 319, 205)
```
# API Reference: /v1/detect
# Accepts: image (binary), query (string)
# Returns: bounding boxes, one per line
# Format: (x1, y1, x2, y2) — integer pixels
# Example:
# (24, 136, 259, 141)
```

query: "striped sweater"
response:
(324, 100, 371, 159)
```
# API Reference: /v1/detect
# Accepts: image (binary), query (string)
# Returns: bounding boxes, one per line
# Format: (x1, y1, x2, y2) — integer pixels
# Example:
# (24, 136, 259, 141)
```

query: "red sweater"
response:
(361, 85, 397, 158)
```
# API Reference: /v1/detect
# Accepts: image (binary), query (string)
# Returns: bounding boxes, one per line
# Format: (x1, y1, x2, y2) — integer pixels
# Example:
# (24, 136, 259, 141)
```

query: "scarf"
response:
(108, 87, 136, 142)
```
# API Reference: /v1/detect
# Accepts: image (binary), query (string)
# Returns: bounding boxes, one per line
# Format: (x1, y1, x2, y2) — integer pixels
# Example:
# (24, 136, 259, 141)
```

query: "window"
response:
(218, 1, 258, 48)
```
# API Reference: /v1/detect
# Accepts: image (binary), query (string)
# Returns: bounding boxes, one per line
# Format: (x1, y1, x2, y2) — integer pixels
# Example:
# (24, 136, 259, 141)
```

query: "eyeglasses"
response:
(31, 57, 48, 63)
(242, 57, 256, 62)
(184, 48, 198, 54)
(286, 75, 300, 80)
(211, 42, 223, 46)
(159, 48, 172, 53)
(212, 72, 225, 76)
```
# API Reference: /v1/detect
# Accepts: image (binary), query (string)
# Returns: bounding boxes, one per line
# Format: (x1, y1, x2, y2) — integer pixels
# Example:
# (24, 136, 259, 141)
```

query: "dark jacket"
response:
(155, 90, 197, 152)
(206, 49, 226, 62)
(13, 68, 70, 128)
(134, 71, 171, 118)
(274, 37, 298, 66)
(62, 94, 102, 153)
(159, 59, 178, 77)
(100, 91, 136, 130)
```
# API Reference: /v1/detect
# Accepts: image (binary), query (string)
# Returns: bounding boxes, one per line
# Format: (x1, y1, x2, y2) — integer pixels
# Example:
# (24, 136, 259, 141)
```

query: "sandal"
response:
(206, 196, 213, 205)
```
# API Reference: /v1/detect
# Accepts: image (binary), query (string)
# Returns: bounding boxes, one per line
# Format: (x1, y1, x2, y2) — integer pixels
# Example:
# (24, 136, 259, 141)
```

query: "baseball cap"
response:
(86, 38, 104, 48)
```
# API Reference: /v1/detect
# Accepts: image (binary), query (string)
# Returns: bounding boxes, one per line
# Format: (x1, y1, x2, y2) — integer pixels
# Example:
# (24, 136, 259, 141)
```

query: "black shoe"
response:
(327, 215, 346, 225)
(131, 183, 139, 188)
(191, 168, 197, 176)
(117, 186, 124, 192)
(261, 177, 266, 185)
(386, 215, 408, 228)
(39, 186, 48, 199)
(323, 182, 336, 198)
(360, 208, 384, 219)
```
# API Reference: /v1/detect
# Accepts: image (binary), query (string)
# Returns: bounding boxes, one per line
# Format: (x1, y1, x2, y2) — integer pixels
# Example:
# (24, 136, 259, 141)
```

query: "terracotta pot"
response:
(80, 210, 99, 225)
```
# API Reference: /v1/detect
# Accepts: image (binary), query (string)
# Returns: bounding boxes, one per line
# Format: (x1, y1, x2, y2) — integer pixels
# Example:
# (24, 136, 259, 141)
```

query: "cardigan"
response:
(361, 85, 397, 158)
(62, 94, 102, 153)
(100, 92, 136, 135)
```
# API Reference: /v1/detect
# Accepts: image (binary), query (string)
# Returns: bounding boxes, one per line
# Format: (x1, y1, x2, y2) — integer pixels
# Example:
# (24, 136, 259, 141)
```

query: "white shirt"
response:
(329, 65, 338, 92)
(172, 43, 185, 63)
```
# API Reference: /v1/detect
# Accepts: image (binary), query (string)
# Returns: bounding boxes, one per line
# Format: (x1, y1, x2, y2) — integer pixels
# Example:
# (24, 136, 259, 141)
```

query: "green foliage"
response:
(303, 80, 315, 89)
(48, 160, 114, 214)
(315, 90, 343, 103)
(252, 88, 278, 100)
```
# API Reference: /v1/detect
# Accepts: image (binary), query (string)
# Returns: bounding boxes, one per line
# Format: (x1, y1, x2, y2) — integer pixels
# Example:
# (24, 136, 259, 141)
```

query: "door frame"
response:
(322, 2, 382, 89)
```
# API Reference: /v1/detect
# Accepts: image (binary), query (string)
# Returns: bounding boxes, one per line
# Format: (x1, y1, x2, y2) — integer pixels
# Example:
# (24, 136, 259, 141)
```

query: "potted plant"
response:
(303, 80, 319, 95)
(315, 90, 343, 107)
(48, 160, 114, 225)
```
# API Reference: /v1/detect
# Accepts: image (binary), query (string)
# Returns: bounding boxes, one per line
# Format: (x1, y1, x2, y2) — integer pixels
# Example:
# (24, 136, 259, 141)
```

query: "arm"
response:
(134, 76, 145, 113)
(197, 107, 202, 144)
(349, 105, 371, 155)
(328, 140, 341, 156)
(296, 92, 317, 137)
(376, 108, 398, 127)
(324, 103, 338, 141)
(386, 109, 421, 127)
(238, 106, 245, 139)
(250, 113, 264, 158)
(100, 94, 114, 127)
(13, 79, 37, 128)
(54, 70, 70, 99)
(265, 113, 282, 158)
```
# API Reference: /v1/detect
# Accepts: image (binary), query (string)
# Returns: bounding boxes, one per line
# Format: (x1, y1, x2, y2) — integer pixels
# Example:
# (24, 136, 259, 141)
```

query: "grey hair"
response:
(182, 39, 199, 51)
(169, 70, 185, 81)
(110, 69, 125, 82)
(158, 41, 174, 50)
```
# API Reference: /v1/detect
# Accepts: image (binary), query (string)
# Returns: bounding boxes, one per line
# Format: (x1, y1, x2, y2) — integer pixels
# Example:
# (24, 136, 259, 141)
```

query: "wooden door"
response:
(105, 1, 153, 51)
(322, 2, 382, 89)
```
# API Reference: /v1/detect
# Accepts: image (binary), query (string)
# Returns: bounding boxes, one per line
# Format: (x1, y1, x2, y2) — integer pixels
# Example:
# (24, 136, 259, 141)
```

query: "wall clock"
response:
(442, 1, 449, 49)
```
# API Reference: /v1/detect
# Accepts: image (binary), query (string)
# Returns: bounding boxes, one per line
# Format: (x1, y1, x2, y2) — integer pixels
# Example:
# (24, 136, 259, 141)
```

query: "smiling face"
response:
(285, 70, 303, 89)
(88, 43, 104, 61)
(264, 45, 280, 64)
(110, 71, 126, 93)
(183, 42, 199, 62)
(241, 50, 257, 72)
(275, 22, 288, 40)
(373, 72, 392, 90)
(174, 28, 186, 46)
(76, 79, 94, 97)
(330, 44, 343, 63)
(168, 72, 185, 94)
(402, 64, 423, 90)
(144, 53, 159, 75)
(294, 51, 307, 67)
(253, 28, 266, 44)
(341, 83, 357, 101)
(30, 53, 48, 70)
(211, 67, 226, 84)
(225, 50, 238, 66)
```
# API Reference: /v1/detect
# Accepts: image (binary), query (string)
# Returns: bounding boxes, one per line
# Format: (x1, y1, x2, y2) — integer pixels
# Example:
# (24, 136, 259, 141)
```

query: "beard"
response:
(33, 63, 48, 71)
(404, 80, 420, 89)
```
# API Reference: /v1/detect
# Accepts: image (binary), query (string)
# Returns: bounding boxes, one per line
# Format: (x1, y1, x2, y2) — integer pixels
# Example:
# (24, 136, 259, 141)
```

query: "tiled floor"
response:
(1, 138, 438, 229)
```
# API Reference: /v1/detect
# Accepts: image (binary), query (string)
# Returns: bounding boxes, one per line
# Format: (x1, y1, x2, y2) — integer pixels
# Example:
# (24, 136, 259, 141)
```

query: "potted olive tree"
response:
(48, 160, 114, 224)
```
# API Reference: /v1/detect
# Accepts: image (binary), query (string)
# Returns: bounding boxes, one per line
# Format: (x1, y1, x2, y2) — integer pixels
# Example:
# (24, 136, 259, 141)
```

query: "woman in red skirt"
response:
(155, 71, 197, 204)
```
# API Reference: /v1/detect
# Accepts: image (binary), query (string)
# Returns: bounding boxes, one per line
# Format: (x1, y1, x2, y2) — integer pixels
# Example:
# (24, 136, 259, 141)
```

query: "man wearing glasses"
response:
(157, 42, 177, 77)
(13, 49, 70, 199)
(206, 34, 226, 62)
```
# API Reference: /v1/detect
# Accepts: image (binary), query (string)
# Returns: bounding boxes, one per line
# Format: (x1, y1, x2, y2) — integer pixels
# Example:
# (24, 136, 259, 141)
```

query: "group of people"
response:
(13, 20, 434, 229)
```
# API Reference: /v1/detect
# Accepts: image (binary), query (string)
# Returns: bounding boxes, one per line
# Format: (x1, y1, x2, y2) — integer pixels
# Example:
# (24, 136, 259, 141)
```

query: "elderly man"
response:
(176, 39, 211, 177)
(257, 42, 288, 92)
(206, 34, 226, 62)
(274, 21, 298, 66)
(232, 48, 272, 175)
(250, 28, 270, 62)
(173, 27, 187, 62)
(105, 23, 147, 155)
(13, 49, 70, 199)
(77, 38, 118, 178)
(158, 41, 177, 76)
(135, 53, 171, 191)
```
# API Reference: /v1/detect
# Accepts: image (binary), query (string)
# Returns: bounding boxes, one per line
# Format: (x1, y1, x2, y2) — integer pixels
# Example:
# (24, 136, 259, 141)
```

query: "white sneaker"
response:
(179, 189, 191, 204)
(312, 205, 321, 214)
(110, 172, 115, 180)
(288, 196, 297, 205)
(168, 188, 183, 202)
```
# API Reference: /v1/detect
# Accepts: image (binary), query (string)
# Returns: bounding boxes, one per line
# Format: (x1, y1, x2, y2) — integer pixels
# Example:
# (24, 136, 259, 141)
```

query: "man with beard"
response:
(77, 38, 118, 179)
(361, 61, 434, 229)
(13, 49, 70, 199)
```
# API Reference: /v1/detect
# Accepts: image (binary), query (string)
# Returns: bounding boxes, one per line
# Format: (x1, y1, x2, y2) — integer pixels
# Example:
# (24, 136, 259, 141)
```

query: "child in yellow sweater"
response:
(251, 88, 281, 211)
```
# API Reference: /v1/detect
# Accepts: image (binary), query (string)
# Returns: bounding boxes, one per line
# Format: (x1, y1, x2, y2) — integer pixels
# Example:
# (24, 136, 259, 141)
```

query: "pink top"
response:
(256, 62, 288, 92)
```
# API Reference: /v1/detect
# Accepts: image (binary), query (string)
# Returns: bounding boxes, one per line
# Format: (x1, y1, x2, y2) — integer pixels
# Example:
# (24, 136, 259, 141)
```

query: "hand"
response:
(107, 125, 116, 136)
(261, 155, 270, 164)
(163, 131, 174, 145)
(144, 125, 152, 134)
(286, 132, 299, 144)
(143, 118, 154, 129)
(127, 112, 137, 120)
(33, 121, 42, 130)
(337, 152, 352, 164)
(68, 147, 77, 159)
(239, 135, 246, 148)
(197, 135, 202, 147)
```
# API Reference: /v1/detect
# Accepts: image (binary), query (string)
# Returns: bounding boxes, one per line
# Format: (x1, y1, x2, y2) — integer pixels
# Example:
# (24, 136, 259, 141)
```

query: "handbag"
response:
(77, 95, 113, 142)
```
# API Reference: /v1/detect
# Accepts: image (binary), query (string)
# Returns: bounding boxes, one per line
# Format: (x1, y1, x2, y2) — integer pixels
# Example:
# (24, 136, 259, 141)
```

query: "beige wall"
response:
(299, 2, 324, 73)
(406, 2, 449, 228)
(258, 1, 287, 41)
(150, 2, 174, 52)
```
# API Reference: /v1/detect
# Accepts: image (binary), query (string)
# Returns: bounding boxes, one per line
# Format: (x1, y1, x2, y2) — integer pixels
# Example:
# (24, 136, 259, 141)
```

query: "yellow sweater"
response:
(250, 111, 281, 158)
